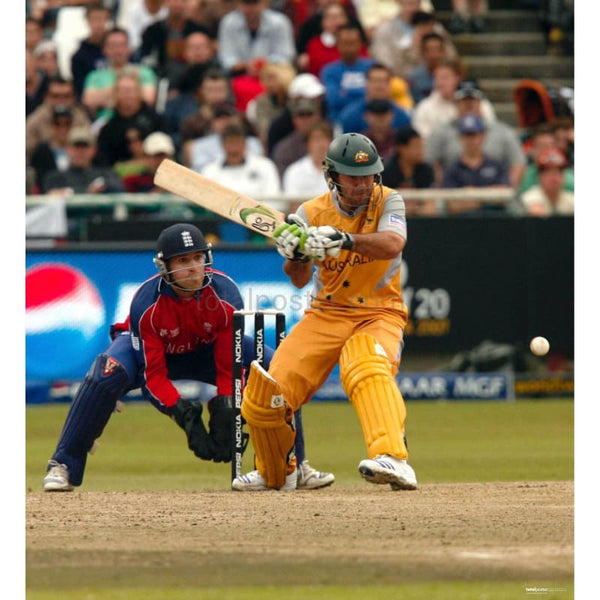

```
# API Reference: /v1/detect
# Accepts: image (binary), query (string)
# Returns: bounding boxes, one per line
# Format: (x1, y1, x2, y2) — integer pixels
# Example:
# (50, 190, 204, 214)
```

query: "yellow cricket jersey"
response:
(298, 186, 408, 315)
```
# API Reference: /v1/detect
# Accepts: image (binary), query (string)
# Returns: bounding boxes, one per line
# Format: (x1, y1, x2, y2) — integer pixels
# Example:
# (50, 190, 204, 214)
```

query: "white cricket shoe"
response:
(296, 459, 335, 490)
(232, 468, 297, 491)
(358, 454, 418, 490)
(43, 460, 74, 492)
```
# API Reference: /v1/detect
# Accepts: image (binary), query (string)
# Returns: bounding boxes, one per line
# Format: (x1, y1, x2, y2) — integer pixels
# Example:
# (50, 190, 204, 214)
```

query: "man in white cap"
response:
(266, 72, 327, 155)
(121, 131, 176, 193)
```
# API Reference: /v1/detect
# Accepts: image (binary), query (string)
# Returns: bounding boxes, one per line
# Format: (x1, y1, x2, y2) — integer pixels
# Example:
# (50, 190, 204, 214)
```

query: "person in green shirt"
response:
(82, 28, 157, 121)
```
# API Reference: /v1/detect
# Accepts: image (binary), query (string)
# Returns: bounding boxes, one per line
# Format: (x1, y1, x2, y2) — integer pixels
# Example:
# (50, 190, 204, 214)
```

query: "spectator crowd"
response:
(26, 0, 575, 221)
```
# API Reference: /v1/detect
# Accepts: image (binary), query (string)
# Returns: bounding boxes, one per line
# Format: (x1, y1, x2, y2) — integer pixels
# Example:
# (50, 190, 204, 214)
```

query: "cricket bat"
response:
(154, 159, 285, 238)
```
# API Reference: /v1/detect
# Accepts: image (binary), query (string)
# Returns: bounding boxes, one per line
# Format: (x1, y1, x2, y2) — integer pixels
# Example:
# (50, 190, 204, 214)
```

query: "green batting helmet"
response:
(322, 133, 383, 178)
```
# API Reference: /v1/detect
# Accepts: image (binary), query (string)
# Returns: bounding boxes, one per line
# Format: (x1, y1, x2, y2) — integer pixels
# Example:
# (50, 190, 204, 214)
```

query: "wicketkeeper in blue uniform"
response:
(43, 223, 334, 491)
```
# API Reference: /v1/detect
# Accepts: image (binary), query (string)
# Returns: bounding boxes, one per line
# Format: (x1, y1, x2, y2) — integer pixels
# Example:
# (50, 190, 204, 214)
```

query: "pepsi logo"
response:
(26, 263, 107, 380)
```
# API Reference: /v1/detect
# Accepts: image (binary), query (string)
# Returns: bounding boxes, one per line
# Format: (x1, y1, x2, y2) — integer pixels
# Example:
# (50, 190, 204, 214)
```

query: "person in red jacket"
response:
(299, 2, 367, 78)
(43, 223, 334, 492)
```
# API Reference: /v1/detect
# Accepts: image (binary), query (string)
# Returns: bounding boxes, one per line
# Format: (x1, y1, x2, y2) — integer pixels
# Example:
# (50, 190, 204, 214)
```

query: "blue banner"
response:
(25, 247, 559, 404)
(25, 372, 515, 404)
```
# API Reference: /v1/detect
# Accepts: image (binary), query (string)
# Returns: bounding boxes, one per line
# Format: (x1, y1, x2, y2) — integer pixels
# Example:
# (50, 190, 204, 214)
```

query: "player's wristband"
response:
(289, 253, 311, 263)
(342, 233, 355, 250)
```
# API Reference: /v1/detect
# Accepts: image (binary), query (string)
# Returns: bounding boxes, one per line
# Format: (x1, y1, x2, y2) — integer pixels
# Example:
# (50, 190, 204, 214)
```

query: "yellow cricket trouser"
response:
(267, 308, 406, 411)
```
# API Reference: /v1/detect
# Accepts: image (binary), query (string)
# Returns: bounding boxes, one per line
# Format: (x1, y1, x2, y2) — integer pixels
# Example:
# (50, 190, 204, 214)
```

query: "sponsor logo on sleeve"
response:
(389, 214, 406, 228)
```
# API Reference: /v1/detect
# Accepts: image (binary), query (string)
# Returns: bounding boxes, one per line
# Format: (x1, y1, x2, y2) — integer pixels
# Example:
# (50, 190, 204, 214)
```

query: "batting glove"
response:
(303, 226, 354, 260)
(273, 214, 311, 262)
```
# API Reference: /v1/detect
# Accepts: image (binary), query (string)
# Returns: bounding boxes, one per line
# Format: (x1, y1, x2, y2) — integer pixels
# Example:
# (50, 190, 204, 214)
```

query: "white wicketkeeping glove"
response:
(303, 226, 354, 260)
(273, 214, 311, 262)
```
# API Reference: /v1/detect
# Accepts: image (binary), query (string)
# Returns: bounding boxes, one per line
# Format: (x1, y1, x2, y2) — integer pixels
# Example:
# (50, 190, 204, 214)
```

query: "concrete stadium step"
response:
(430, 1, 573, 129)
(478, 78, 574, 104)
(453, 32, 547, 56)
(491, 102, 519, 127)
(463, 55, 573, 79)
(432, 0, 539, 10)
(436, 9, 541, 33)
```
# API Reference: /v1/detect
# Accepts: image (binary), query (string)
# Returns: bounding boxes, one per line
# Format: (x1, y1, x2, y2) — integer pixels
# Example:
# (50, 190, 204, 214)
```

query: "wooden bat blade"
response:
(154, 159, 285, 238)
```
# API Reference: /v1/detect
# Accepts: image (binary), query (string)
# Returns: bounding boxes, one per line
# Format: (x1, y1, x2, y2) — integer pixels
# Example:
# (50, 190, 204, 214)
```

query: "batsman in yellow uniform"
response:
(232, 132, 417, 491)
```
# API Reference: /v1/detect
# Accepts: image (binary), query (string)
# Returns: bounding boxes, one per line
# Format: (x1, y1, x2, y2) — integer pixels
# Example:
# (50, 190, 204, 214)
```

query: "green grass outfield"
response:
(25, 399, 574, 600)
(26, 399, 574, 491)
